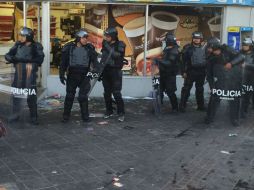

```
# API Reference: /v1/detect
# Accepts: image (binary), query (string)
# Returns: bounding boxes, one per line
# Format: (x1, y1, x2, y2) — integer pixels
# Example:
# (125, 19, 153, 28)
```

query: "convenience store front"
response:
(0, 1, 254, 97)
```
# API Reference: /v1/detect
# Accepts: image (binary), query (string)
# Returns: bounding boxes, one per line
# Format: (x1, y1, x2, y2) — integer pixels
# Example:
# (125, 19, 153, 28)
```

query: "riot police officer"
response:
(59, 29, 98, 123)
(5, 27, 44, 125)
(101, 27, 126, 122)
(154, 33, 179, 112)
(179, 32, 207, 112)
(240, 38, 254, 118)
(205, 38, 244, 126)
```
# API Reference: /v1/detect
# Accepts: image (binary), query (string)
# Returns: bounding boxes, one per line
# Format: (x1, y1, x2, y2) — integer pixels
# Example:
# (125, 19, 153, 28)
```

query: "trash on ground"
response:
(113, 182, 123, 187)
(51, 170, 58, 174)
(123, 96, 138, 100)
(46, 93, 61, 99)
(86, 127, 94, 131)
(220, 150, 235, 155)
(113, 177, 120, 182)
(174, 127, 192, 138)
(234, 180, 249, 189)
(98, 121, 108, 125)
(229, 133, 238, 137)
(172, 172, 177, 184)
(90, 113, 104, 118)
(186, 184, 204, 190)
(123, 126, 134, 130)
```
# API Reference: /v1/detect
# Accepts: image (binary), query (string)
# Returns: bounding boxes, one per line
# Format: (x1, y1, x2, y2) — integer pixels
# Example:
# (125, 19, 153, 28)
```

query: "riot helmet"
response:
(19, 27, 34, 42)
(104, 27, 118, 41)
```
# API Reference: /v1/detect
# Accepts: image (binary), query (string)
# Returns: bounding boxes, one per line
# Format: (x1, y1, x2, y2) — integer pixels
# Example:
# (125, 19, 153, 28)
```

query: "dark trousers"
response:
(207, 94, 240, 122)
(160, 74, 178, 110)
(241, 70, 254, 115)
(102, 67, 124, 115)
(63, 72, 91, 120)
(180, 73, 205, 109)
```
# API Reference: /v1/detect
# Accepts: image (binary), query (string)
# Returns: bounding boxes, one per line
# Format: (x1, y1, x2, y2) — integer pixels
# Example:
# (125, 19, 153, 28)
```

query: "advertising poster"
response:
(81, 5, 222, 76)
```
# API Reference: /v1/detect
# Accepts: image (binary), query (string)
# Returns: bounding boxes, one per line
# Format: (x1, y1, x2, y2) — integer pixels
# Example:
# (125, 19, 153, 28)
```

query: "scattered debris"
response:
(99, 168, 134, 189)
(220, 151, 230, 154)
(229, 169, 236, 174)
(123, 96, 138, 100)
(227, 160, 233, 164)
(229, 133, 238, 137)
(113, 177, 120, 182)
(86, 127, 94, 131)
(233, 180, 249, 189)
(220, 150, 236, 155)
(175, 127, 192, 138)
(98, 121, 108, 125)
(113, 182, 123, 187)
(90, 113, 104, 118)
(46, 93, 61, 99)
(186, 184, 204, 190)
(123, 126, 134, 130)
(172, 172, 177, 184)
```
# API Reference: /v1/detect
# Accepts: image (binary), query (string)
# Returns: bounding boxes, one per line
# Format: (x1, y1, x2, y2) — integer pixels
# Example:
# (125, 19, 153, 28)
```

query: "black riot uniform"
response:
(155, 33, 179, 112)
(101, 27, 126, 122)
(5, 27, 44, 125)
(205, 38, 244, 126)
(59, 29, 98, 123)
(240, 38, 254, 118)
(179, 32, 207, 112)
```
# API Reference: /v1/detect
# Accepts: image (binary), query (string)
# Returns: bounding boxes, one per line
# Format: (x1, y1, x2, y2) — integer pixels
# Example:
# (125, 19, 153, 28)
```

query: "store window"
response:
(49, 3, 146, 76)
(49, 3, 222, 77)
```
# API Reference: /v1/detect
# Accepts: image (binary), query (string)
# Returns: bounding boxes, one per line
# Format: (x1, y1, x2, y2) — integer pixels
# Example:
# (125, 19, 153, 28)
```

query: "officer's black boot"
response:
(28, 96, 39, 125)
(196, 89, 205, 111)
(113, 91, 125, 122)
(79, 101, 91, 123)
(179, 91, 187, 113)
(104, 93, 113, 119)
(63, 97, 74, 123)
(169, 93, 178, 113)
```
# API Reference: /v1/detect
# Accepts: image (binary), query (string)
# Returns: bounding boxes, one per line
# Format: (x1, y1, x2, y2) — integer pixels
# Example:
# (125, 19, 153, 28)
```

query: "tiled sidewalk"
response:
(0, 99, 253, 190)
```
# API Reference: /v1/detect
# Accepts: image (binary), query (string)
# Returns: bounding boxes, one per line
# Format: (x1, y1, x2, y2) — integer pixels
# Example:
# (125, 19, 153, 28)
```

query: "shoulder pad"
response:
(34, 42, 43, 50)
(62, 41, 74, 52)
(15, 41, 22, 46)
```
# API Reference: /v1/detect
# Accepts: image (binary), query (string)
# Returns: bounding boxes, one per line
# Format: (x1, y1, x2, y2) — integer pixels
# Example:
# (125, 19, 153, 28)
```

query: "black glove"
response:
(60, 76, 67, 85)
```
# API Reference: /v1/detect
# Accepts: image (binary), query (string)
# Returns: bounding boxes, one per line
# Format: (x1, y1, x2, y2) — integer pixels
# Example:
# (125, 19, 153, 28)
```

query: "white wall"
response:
(47, 75, 210, 98)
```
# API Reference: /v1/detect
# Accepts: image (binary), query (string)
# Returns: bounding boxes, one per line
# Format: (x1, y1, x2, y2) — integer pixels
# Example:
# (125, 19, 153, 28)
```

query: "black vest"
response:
(15, 45, 33, 62)
(69, 46, 90, 68)
(191, 46, 206, 68)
